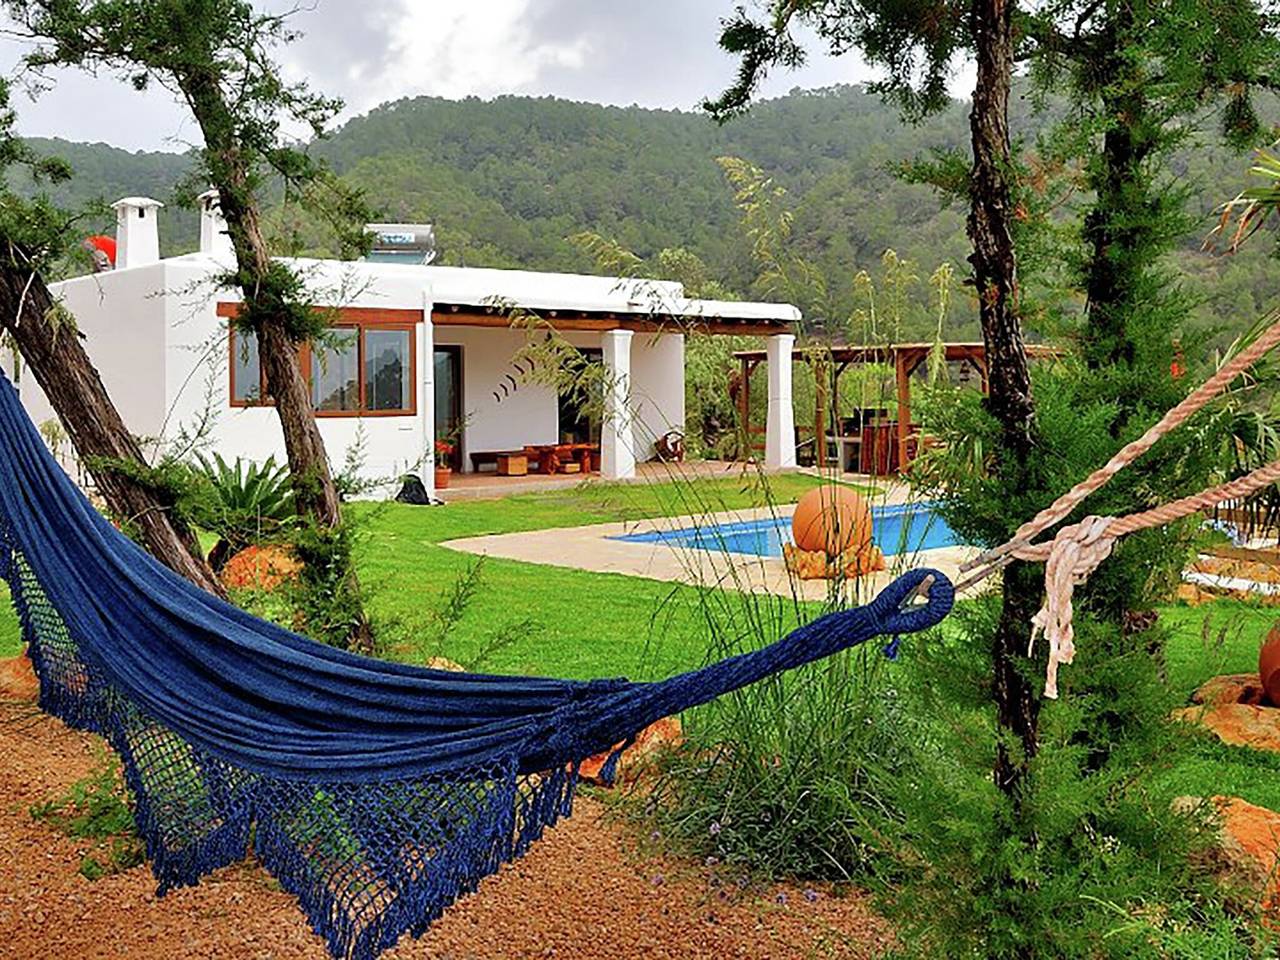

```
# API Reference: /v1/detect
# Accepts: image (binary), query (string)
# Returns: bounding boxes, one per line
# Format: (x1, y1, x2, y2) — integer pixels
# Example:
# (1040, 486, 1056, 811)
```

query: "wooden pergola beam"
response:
(218, 301, 795, 338)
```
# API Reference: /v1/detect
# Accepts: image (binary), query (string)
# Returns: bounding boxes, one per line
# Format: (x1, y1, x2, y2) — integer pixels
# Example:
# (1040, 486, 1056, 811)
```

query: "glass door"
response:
(558, 347, 602, 444)
(434, 346, 462, 469)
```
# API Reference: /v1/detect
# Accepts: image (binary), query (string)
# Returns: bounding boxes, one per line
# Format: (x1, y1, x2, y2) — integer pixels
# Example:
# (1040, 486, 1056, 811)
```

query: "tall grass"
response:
(598, 450, 940, 882)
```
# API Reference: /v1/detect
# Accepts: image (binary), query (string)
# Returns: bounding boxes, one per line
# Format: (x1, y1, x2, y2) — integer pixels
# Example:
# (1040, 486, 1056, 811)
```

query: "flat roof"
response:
(161, 253, 800, 329)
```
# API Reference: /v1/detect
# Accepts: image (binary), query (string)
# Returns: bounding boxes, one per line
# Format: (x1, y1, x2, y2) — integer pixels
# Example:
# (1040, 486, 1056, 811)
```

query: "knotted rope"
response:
(1011, 516, 1116, 699)
(956, 310, 1280, 698)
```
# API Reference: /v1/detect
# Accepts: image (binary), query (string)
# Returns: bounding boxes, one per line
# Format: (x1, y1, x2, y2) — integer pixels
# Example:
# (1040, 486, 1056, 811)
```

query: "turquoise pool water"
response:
(612, 502, 963, 558)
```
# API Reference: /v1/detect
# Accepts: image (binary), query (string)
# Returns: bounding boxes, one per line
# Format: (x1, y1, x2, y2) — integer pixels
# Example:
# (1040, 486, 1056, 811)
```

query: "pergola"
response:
(732, 341, 1062, 474)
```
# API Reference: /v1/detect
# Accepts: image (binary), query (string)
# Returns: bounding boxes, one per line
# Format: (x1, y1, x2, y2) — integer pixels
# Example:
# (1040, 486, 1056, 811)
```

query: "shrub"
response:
(644, 640, 918, 881)
(876, 602, 1265, 959)
(627, 469, 924, 881)
(189, 452, 295, 569)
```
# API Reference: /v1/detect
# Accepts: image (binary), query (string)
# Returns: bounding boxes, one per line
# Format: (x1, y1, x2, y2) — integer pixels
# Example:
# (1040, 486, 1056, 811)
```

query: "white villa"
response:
(19, 196, 802, 496)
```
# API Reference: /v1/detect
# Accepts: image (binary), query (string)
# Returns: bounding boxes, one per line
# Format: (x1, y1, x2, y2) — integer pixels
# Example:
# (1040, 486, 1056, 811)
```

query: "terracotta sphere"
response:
(791, 486, 874, 557)
(1259, 623, 1280, 706)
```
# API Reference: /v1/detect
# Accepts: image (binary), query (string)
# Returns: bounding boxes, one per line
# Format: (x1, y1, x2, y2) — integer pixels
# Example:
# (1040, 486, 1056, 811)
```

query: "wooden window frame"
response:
(308, 324, 418, 419)
(228, 326, 270, 408)
(224, 306, 419, 418)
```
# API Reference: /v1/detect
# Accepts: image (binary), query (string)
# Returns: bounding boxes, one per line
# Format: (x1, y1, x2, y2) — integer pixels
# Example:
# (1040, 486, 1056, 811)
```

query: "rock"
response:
(1174, 795, 1280, 918)
(1191, 674, 1269, 708)
(783, 544, 830, 581)
(1176, 577, 1280, 607)
(1173, 702, 1280, 752)
(0, 652, 38, 702)
(220, 545, 302, 592)
(843, 546, 886, 578)
(1176, 582, 1217, 606)
(782, 544, 886, 581)
(579, 716, 683, 786)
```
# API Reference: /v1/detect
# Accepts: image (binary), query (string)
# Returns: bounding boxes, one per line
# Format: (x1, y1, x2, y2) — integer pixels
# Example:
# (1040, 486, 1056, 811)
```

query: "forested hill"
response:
(19, 85, 1280, 340)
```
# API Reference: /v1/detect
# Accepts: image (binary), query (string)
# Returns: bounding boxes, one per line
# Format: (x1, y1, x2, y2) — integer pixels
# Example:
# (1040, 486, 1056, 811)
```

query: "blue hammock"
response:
(0, 374, 954, 960)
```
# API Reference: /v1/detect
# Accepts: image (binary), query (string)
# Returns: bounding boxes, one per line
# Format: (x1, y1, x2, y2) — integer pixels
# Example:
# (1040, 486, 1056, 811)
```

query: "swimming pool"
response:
(612, 502, 963, 558)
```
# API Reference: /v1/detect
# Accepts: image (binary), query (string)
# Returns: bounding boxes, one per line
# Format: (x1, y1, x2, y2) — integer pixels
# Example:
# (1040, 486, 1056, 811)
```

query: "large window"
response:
(311, 328, 360, 412)
(230, 324, 415, 416)
(230, 329, 264, 404)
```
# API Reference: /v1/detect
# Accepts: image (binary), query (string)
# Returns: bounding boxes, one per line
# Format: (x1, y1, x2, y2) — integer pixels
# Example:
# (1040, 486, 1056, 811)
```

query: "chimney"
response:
(110, 197, 163, 269)
(197, 188, 234, 259)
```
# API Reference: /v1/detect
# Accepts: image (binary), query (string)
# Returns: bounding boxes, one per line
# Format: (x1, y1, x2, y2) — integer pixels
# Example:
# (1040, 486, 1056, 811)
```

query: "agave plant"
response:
(190, 453, 296, 570)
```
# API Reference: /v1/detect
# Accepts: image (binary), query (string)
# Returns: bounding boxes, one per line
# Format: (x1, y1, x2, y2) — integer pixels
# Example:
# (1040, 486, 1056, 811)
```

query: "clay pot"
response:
(434, 466, 452, 490)
(791, 486, 873, 557)
(1259, 623, 1280, 706)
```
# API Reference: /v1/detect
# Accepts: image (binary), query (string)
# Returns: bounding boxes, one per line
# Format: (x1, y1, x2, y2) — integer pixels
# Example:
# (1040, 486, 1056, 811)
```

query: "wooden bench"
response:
(523, 443, 599, 475)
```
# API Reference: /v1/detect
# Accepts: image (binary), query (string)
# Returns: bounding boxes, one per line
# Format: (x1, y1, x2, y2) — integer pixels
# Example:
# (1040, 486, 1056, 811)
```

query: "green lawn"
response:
(1154, 600, 1280, 811)
(350, 471, 840, 679)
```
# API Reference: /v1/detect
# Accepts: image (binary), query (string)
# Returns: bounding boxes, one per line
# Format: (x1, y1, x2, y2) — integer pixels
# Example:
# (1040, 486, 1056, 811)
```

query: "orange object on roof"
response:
(83, 234, 116, 272)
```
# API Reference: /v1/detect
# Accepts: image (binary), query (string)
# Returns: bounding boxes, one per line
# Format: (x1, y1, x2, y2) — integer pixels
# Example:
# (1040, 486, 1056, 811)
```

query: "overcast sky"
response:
(0, 0, 967, 153)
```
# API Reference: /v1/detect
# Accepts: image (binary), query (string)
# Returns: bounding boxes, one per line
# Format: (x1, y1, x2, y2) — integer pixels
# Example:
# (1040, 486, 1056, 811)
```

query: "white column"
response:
(421, 295, 437, 497)
(601, 329, 636, 480)
(765, 333, 796, 469)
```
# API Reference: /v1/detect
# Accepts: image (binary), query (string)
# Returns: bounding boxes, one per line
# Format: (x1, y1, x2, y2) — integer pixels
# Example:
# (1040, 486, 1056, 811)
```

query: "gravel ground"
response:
(0, 703, 893, 959)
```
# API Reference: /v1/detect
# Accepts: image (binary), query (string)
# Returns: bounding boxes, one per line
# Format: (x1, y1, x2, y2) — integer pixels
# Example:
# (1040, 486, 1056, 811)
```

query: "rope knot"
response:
(1012, 515, 1117, 700)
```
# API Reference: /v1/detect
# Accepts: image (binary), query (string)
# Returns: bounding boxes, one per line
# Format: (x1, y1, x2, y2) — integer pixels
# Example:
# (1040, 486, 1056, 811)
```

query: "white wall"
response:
(36, 258, 432, 493)
(30, 264, 170, 445)
(159, 261, 431, 490)
(629, 332, 685, 461)
(33, 254, 692, 489)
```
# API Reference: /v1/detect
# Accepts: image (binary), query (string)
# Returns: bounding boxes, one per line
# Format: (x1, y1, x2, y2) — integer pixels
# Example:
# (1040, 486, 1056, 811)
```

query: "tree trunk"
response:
(254, 316, 342, 525)
(967, 0, 1041, 799)
(184, 77, 342, 530)
(179, 74, 365, 648)
(0, 267, 225, 597)
(217, 170, 341, 527)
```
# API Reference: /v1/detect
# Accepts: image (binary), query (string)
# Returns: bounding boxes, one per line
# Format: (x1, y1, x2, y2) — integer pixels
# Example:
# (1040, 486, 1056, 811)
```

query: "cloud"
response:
(0, 1, 971, 152)
(329, 0, 591, 112)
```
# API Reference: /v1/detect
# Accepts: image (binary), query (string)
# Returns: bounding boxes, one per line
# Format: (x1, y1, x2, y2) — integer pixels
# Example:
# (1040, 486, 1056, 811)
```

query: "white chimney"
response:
(111, 197, 163, 269)
(197, 188, 234, 259)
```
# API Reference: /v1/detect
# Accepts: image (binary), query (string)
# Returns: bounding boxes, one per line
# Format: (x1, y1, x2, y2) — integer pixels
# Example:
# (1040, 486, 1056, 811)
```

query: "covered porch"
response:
(431, 301, 798, 484)
(733, 341, 1062, 476)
